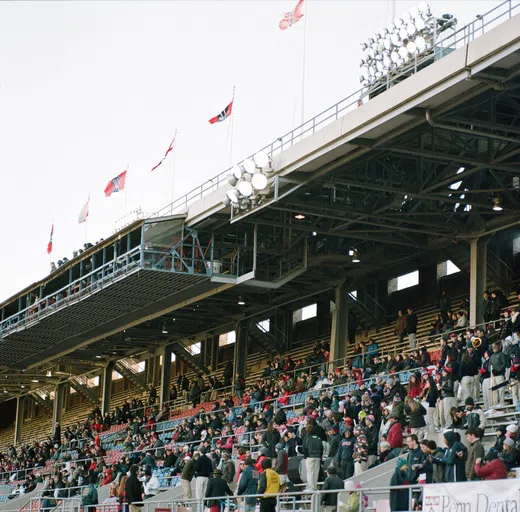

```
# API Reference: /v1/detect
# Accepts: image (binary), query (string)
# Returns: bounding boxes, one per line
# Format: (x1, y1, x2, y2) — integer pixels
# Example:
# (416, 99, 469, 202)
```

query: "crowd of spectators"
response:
(1, 288, 520, 511)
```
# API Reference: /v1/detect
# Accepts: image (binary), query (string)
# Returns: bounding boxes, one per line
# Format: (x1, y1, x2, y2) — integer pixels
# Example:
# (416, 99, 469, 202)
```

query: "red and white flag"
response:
(209, 100, 233, 124)
(151, 133, 176, 172)
(47, 222, 54, 254)
(104, 170, 127, 197)
(279, 0, 304, 30)
(78, 198, 89, 224)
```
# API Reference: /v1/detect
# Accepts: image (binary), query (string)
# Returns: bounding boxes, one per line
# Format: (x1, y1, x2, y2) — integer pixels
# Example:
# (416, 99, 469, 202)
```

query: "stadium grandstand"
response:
(1, 1, 520, 511)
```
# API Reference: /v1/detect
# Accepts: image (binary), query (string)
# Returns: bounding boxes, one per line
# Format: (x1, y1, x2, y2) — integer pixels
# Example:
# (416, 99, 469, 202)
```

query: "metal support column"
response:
(210, 336, 219, 371)
(14, 396, 25, 445)
(233, 321, 248, 379)
(160, 345, 172, 405)
(469, 238, 488, 327)
(101, 362, 114, 415)
(329, 282, 349, 370)
(52, 383, 65, 426)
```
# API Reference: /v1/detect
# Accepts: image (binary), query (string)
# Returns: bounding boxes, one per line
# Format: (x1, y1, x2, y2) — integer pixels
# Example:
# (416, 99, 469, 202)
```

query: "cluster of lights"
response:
(349, 248, 361, 263)
(223, 152, 274, 210)
(359, 3, 457, 87)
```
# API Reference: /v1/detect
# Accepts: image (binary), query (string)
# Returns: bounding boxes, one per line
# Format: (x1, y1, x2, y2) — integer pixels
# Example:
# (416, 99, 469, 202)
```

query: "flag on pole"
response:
(47, 222, 54, 254)
(78, 198, 89, 224)
(151, 133, 176, 172)
(279, 0, 305, 30)
(104, 170, 127, 197)
(209, 100, 233, 124)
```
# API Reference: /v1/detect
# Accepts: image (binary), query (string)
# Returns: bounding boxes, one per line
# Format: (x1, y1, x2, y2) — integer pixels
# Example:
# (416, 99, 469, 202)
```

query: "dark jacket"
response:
(195, 454, 213, 477)
(205, 476, 233, 507)
(405, 403, 426, 429)
(222, 460, 235, 484)
(237, 465, 259, 506)
(432, 432, 466, 482)
(406, 446, 425, 483)
(303, 431, 324, 459)
(320, 475, 345, 506)
(125, 475, 143, 505)
(406, 313, 418, 334)
(335, 437, 355, 462)
(466, 440, 485, 480)
(181, 458, 196, 481)
(490, 351, 509, 376)
(390, 467, 409, 512)
(262, 430, 281, 458)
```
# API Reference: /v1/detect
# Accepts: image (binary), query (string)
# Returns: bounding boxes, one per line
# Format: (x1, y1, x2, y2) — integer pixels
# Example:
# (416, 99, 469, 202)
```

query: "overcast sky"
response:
(0, 0, 500, 303)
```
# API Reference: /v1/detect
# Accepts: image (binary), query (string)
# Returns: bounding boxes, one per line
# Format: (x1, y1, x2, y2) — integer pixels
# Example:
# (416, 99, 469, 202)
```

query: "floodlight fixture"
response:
(226, 190, 239, 204)
(253, 152, 269, 169)
(295, 213, 305, 220)
(352, 249, 361, 263)
(251, 173, 268, 191)
(243, 159, 256, 174)
(237, 180, 253, 197)
(492, 196, 503, 211)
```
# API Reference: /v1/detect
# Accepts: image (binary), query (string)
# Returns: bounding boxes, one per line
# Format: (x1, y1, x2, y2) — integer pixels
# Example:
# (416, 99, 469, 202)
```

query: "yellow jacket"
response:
(258, 468, 280, 497)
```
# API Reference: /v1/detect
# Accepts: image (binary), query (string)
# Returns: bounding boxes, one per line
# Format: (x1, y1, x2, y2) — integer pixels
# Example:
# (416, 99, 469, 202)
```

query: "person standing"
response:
(490, 341, 509, 406)
(257, 459, 280, 512)
(335, 428, 355, 479)
(302, 423, 324, 491)
(221, 453, 235, 489)
(237, 459, 259, 512)
(395, 310, 407, 345)
(205, 469, 233, 512)
(181, 453, 198, 499)
(438, 291, 451, 322)
(320, 467, 344, 512)
(194, 448, 213, 502)
(406, 308, 418, 349)
(274, 443, 288, 490)
(81, 474, 99, 512)
(465, 429, 485, 481)
(440, 367, 456, 429)
(125, 466, 143, 512)
(480, 351, 492, 410)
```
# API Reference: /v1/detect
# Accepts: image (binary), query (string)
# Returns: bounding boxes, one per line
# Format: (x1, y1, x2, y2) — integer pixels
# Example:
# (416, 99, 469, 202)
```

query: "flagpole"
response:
(84, 194, 90, 244)
(300, 1, 308, 131)
(170, 129, 178, 213)
(124, 165, 129, 215)
(229, 85, 236, 167)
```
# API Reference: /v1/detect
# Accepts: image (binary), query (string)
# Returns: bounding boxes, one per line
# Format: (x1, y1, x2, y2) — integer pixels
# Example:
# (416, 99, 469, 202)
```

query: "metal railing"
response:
(487, 248, 514, 294)
(0, 246, 141, 337)
(151, 0, 520, 220)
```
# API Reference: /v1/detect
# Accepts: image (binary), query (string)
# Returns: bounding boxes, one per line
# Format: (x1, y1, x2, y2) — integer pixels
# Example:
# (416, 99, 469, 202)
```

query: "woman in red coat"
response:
(474, 452, 508, 480)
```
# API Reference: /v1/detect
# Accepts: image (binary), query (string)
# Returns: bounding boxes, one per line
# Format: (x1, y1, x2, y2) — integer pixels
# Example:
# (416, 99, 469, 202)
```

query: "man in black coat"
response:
(320, 467, 344, 510)
(205, 469, 233, 509)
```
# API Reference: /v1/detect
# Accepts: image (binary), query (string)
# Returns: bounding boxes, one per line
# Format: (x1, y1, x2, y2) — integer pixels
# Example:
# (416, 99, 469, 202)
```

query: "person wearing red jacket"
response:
(384, 415, 403, 450)
(474, 452, 507, 480)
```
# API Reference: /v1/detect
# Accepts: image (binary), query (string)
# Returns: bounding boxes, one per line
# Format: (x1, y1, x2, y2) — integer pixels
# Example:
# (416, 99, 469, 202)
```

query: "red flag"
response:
(279, 0, 304, 30)
(209, 100, 233, 124)
(151, 133, 176, 172)
(47, 222, 54, 254)
(104, 170, 127, 197)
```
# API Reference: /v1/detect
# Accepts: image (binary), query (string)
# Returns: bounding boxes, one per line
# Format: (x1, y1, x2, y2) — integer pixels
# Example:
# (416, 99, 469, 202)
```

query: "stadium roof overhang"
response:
(2, 13, 520, 402)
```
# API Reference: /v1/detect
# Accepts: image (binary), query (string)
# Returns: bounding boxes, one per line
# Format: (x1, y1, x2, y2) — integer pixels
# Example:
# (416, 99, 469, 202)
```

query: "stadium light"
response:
(238, 296, 245, 306)
(352, 249, 361, 263)
(359, 3, 457, 89)
(295, 213, 305, 220)
(492, 196, 503, 211)
(223, 152, 274, 211)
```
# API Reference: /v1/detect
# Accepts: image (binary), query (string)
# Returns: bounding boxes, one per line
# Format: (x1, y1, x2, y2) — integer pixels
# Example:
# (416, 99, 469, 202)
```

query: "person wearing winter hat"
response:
(502, 437, 518, 471)
(274, 443, 288, 489)
(390, 458, 410, 512)
(328, 426, 342, 459)
(335, 428, 355, 479)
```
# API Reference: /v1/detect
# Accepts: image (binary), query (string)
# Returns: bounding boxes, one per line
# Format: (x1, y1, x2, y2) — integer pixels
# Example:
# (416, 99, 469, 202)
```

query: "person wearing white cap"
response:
(180, 452, 198, 499)
(339, 480, 361, 512)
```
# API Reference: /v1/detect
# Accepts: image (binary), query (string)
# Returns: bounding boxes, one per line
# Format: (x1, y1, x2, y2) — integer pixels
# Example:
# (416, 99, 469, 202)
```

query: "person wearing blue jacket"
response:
(237, 458, 259, 511)
(430, 431, 467, 482)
